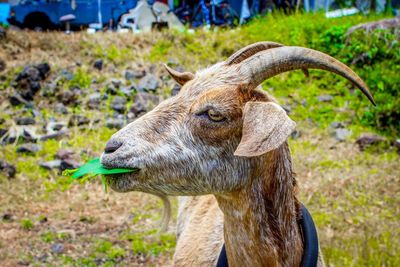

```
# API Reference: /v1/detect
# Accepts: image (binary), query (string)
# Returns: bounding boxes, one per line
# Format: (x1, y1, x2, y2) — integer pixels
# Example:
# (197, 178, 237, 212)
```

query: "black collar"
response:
(216, 204, 319, 267)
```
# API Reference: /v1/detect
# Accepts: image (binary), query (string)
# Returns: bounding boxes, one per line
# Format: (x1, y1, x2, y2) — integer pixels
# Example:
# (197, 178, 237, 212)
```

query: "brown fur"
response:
(99, 42, 374, 267)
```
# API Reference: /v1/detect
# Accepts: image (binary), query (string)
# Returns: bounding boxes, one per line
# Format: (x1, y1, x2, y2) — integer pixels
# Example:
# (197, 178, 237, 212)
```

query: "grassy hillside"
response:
(0, 12, 399, 266)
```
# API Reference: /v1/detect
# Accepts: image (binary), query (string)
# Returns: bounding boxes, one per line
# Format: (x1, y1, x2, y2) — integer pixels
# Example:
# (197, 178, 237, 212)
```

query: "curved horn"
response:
(226, 41, 284, 65)
(164, 64, 194, 86)
(238, 46, 376, 105)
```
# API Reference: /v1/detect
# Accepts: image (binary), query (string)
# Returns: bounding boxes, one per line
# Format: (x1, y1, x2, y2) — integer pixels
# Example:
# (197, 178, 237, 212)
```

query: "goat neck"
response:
(215, 142, 303, 267)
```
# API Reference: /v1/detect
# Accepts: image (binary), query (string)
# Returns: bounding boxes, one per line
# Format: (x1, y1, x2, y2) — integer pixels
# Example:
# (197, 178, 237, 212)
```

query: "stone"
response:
(60, 159, 80, 171)
(330, 121, 345, 129)
(130, 92, 160, 116)
(87, 93, 102, 109)
(15, 117, 35, 125)
(0, 160, 16, 178)
(59, 69, 74, 81)
(14, 63, 50, 100)
(138, 74, 160, 92)
(35, 63, 51, 79)
(0, 128, 6, 139)
(16, 143, 41, 154)
(51, 243, 64, 254)
(125, 70, 145, 80)
(41, 83, 58, 97)
(111, 79, 123, 88)
(40, 160, 62, 170)
(106, 118, 125, 129)
(57, 90, 78, 106)
(317, 94, 333, 102)
(120, 86, 135, 98)
(111, 96, 127, 113)
(54, 103, 68, 114)
(93, 59, 103, 70)
(0, 25, 6, 39)
(106, 84, 117, 95)
(394, 139, 400, 153)
(2, 213, 14, 222)
(355, 134, 385, 151)
(333, 128, 352, 141)
(290, 129, 302, 139)
(46, 121, 67, 134)
(0, 59, 5, 72)
(56, 149, 75, 160)
(171, 84, 181, 96)
(68, 115, 90, 127)
(9, 94, 29, 106)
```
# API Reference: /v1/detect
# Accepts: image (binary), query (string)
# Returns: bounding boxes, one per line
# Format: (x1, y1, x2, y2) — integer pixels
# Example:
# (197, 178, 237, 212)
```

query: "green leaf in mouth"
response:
(63, 158, 137, 191)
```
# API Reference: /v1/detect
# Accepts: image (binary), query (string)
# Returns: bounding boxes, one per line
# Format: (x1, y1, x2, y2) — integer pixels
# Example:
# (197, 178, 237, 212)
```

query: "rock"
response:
(40, 160, 62, 170)
(2, 213, 14, 222)
(59, 69, 74, 81)
(171, 84, 181, 96)
(57, 90, 78, 106)
(87, 93, 102, 109)
(290, 129, 302, 139)
(106, 118, 125, 129)
(333, 128, 352, 141)
(111, 96, 127, 113)
(106, 85, 118, 95)
(60, 159, 80, 171)
(46, 121, 67, 134)
(355, 134, 385, 151)
(138, 74, 160, 92)
(0, 25, 6, 39)
(9, 93, 29, 106)
(0, 160, 16, 178)
(125, 70, 145, 80)
(317, 94, 333, 103)
(330, 121, 345, 129)
(111, 79, 123, 88)
(120, 86, 135, 98)
(51, 243, 64, 254)
(35, 63, 51, 79)
(130, 92, 160, 116)
(0, 128, 7, 139)
(56, 149, 75, 160)
(16, 143, 41, 154)
(41, 83, 58, 97)
(54, 103, 68, 114)
(15, 117, 35, 125)
(68, 115, 90, 127)
(93, 59, 103, 70)
(14, 64, 50, 100)
(394, 139, 400, 153)
(0, 59, 5, 72)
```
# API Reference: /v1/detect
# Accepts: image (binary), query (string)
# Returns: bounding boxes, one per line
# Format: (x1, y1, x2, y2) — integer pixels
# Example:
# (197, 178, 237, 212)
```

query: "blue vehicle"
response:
(8, 0, 138, 30)
(0, 0, 10, 25)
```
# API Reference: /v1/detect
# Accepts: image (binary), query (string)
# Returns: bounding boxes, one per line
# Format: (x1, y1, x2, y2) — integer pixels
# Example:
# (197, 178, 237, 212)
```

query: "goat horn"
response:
(238, 46, 376, 105)
(164, 64, 195, 86)
(226, 41, 284, 65)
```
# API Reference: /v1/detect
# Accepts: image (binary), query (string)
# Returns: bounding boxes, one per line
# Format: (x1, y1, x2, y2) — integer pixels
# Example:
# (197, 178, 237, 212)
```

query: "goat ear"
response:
(234, 102, 296, 157)
(164, 64, 194, 86)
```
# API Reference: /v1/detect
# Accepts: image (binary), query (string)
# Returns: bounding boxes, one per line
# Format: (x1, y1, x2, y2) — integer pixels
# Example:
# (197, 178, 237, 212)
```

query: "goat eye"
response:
(207, 109, 225, 122)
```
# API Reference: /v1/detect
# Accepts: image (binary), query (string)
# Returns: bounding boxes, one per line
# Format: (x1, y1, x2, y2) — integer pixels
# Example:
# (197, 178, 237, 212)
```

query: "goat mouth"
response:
(104, 170, 141, 192)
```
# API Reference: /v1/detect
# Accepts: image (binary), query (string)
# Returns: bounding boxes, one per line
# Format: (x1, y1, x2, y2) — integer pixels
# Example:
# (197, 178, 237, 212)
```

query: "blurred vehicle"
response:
(0, 0, 10, 25)
(7, 0, 138, 30)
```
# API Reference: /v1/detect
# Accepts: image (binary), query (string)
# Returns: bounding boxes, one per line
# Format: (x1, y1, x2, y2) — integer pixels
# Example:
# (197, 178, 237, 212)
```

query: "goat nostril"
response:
(104, 140, 123, 154)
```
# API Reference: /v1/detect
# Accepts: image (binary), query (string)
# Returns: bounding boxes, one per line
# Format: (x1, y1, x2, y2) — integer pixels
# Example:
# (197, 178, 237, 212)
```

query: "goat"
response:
(101, 42, 375, 267)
